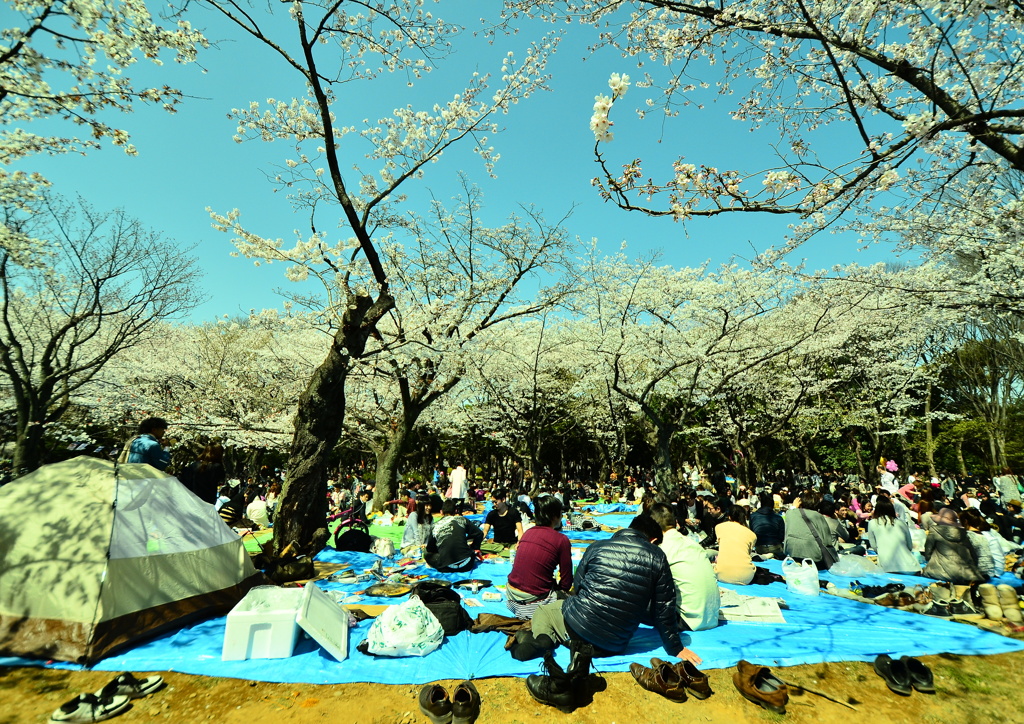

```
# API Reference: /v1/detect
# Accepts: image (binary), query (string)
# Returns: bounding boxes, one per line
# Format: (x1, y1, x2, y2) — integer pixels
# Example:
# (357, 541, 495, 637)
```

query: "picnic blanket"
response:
(3, 544, 1021, 684)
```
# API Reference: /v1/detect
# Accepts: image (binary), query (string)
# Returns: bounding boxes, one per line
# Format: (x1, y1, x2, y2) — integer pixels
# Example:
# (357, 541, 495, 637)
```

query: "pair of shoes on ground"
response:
(418, 681, 480, 724)
(629, 658, 712, 702)
(978, 583, 1024, 624)
(732, 660, 788, 714)
(916, 597, 984, 620)
(49, 673, 164, 723)
(874, 654, 934, 696)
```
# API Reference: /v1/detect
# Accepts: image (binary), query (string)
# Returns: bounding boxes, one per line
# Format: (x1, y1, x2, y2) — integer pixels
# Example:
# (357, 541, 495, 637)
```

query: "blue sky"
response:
(20, 3, 898, 321)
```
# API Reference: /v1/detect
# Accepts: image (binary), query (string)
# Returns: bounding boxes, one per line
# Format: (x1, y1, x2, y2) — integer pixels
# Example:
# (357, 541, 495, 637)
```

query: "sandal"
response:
(49, 693, 130, 723)
(95, 672, 164, 699)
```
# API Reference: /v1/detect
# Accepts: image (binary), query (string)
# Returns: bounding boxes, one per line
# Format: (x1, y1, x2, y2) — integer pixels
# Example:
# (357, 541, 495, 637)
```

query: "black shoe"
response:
(873, 654, 912, 696)
(900, 656, 935, 694)
(945, 599, 984, 620)
(526, 656, 575, 713)
(451, 680, 481, 724)
(418, 683, 453, 724)
(917, 601, 953, 619)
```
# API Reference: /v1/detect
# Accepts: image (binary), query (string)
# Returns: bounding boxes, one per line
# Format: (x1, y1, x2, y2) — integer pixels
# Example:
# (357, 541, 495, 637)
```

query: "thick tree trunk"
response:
(273, 288, 393, 558)
(272, 345, 349, 558)
(373, 416, 413, 513)
(12, 417, 46, 475)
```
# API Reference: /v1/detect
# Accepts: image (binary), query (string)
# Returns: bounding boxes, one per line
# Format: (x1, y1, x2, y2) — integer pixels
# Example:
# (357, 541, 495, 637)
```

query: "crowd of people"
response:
(382, 461, 1024, 711)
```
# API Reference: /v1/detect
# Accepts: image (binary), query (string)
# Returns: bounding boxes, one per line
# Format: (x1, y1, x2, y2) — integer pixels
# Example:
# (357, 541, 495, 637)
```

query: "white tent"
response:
(0, 456, 261, 663)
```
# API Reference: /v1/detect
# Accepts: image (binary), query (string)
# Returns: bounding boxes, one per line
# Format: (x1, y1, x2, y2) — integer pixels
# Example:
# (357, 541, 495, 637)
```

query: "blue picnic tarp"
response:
(3, 542, 1021, 683)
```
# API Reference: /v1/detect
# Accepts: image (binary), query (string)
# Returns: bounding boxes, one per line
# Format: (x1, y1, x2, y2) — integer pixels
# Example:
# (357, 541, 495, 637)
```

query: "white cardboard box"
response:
(222, 586, 304, 661)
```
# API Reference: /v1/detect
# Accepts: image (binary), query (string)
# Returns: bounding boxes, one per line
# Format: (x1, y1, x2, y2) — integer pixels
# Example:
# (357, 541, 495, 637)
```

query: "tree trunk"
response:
(924, 384, 937, 478)
(373, 416, 414, 512)
(654, 423, 675, 498)
(12, 415, 46, 475)
(272, 345, 349, 558)
(955, 438, 967, 478)
(273, 287, 393, 558)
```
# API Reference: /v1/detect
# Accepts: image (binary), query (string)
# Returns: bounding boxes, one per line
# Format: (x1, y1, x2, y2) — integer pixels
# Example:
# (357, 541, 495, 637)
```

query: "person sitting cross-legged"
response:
(521, 513, 701, 712)
(424, 498, 484, 573)
(505, 496, 573, 622)
(648, 503, 720, 630)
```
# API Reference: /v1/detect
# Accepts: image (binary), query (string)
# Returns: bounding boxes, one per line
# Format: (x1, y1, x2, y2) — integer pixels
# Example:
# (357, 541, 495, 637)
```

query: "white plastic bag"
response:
(782, 557, 820, 596)
(366, 596, 443, 657)
(371, 537, 396, 557)
(828, 554, 883, 577)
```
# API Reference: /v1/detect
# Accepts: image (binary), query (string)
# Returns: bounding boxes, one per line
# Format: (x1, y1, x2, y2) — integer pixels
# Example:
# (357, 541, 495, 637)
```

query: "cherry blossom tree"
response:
(509, 1, 1024, 230)
(203, 0, 558, 556)
(95, 311, 324, 449)
(1, 0, 205, 261)
(0, 193, 202, 473)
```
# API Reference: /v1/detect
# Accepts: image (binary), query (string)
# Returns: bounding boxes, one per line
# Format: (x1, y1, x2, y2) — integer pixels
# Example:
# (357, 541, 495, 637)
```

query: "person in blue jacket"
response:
(127, 417, 171, 471)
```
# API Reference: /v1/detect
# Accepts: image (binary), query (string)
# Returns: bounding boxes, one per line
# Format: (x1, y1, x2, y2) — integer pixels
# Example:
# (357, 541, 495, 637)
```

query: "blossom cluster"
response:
(590, 73, 630, 143)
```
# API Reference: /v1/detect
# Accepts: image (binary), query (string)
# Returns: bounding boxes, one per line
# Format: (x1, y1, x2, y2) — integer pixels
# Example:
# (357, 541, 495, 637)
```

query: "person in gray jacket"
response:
(922, 508, 985, 584)
(783, 491, 837, 570)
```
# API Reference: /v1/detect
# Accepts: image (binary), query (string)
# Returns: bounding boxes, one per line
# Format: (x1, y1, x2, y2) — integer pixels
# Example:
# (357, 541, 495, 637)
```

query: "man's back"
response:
(563, 528, 681, 657)
(659, 528, 720, 631)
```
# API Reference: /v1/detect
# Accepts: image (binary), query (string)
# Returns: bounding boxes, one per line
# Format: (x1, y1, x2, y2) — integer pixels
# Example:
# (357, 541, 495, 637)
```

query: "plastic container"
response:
(222, 586, 304, 661)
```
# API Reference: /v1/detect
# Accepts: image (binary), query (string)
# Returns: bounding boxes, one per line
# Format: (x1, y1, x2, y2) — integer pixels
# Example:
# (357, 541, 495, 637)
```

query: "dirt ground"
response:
(3, 650, 1024, 724)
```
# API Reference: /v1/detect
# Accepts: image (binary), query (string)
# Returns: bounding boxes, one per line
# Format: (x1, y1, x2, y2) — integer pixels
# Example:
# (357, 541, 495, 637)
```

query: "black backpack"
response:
(333, 527, 373, 553)
(413, 582, 472, 636)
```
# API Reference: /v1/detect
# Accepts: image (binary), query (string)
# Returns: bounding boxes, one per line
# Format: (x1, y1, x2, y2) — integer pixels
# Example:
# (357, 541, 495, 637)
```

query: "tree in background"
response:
(0, 193, 202, 473)
(1, 0, 205, 261)
(202, 0, 557, 556)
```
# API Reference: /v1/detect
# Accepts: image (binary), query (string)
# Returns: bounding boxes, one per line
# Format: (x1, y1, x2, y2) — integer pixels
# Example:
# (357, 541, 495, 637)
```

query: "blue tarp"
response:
(3, 544, 1021, 683)
(582, 504, 638, 514)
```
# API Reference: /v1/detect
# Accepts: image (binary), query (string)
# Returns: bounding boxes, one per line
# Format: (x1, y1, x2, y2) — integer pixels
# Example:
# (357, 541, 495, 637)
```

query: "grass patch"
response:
(936, 665, 992, 695)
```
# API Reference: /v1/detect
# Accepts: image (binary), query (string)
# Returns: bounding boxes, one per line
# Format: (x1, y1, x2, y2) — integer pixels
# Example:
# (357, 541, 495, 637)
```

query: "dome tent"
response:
(0, 456, 261, 663)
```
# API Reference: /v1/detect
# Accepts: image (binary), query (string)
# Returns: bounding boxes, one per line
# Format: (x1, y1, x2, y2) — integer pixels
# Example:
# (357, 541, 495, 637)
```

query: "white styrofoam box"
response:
(222, 586, 304, 661)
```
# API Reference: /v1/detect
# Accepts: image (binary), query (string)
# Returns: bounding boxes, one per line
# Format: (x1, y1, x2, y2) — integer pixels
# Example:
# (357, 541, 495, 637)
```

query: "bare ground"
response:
(3, 650, 1024, 724)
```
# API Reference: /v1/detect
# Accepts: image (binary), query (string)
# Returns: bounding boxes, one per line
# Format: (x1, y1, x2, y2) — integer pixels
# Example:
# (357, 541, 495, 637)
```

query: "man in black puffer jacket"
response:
(524, 515, 701, 711)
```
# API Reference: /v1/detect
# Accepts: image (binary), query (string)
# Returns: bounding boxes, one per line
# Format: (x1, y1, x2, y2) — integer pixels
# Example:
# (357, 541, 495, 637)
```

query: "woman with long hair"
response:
(868, 498, 919, 574)
(401, 494, 434, 552)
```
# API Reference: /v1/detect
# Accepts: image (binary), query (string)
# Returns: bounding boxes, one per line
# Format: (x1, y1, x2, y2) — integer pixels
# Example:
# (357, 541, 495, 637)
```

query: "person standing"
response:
(449, 463, 468, 500)
(125, 417, 171, 471)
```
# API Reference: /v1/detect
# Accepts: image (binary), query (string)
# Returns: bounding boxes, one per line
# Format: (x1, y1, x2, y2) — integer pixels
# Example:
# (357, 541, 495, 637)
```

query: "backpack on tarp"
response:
(333, 527, 372, 553)
(413, 581, 472, 636)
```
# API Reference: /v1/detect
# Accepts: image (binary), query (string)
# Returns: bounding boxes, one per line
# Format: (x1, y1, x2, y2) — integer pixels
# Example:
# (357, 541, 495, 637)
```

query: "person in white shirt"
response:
(878, 464, 898, 496)
(649, 503, 720, 631)
(449, 463, 468, 499)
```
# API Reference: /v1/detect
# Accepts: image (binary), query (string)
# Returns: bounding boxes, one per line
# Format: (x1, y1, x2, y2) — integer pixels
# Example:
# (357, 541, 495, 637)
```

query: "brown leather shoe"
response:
(651, 658, 714, 699)
(733, 660, 788, 714)
(629, 661, 687, 702)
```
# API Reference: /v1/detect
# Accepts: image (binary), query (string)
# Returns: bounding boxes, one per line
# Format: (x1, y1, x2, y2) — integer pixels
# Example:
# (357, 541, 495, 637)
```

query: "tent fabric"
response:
(0, 456, 260, 664)
(4, 549, 1020, 683)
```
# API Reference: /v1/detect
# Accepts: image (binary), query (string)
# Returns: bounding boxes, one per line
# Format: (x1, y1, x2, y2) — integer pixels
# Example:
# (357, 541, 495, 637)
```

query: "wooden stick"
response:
(778, 679, 860, 711)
